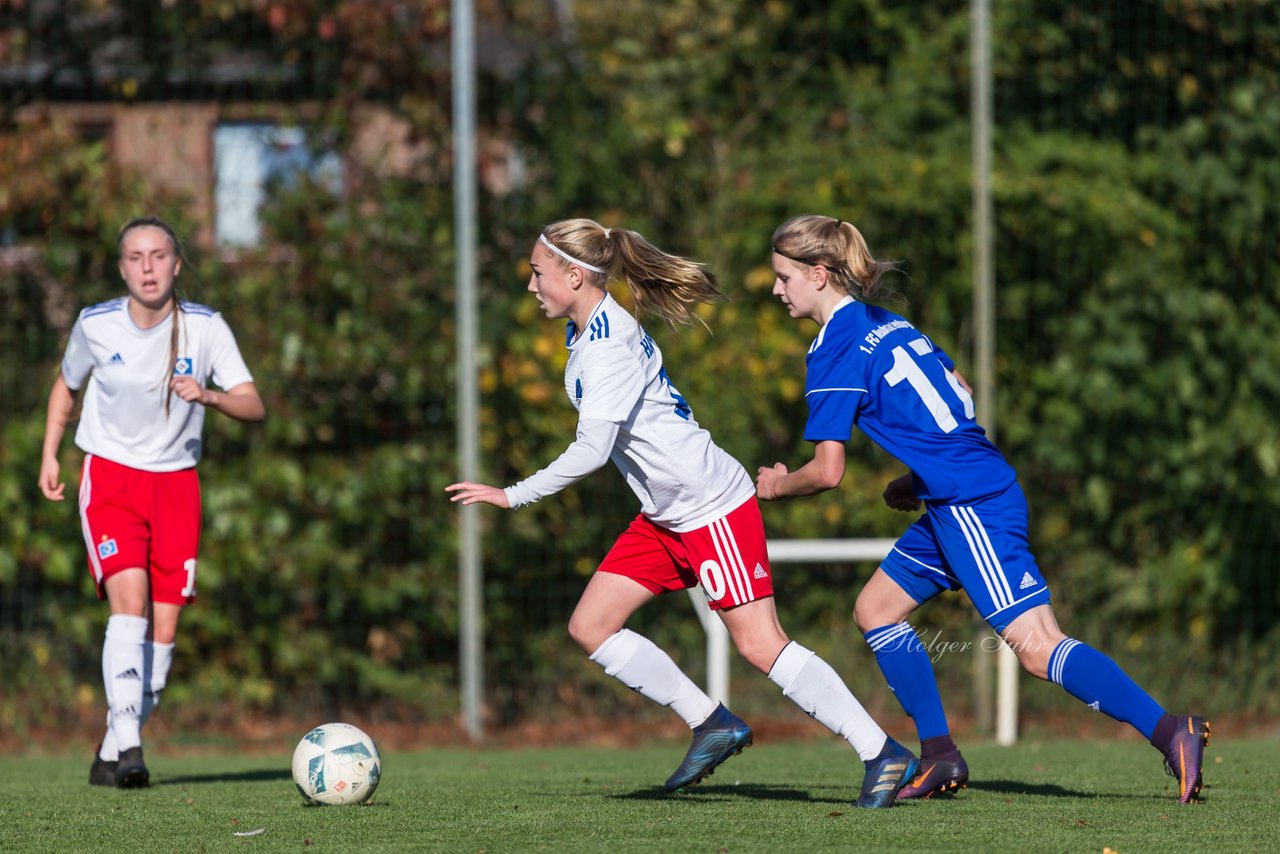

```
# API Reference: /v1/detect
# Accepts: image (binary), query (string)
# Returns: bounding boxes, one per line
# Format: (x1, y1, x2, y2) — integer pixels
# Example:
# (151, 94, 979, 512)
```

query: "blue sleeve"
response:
(802, 348, 866, 442)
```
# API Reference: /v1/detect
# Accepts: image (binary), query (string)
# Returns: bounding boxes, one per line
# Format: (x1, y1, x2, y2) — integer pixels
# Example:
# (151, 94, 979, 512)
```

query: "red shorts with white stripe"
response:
(597, 496, 774, 610)
(78, 454, 201, 605)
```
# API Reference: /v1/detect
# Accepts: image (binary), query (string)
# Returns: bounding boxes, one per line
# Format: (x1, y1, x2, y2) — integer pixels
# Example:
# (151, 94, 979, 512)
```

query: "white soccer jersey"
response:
(560, 293, 753, 532)
(60, 297, 254, 472)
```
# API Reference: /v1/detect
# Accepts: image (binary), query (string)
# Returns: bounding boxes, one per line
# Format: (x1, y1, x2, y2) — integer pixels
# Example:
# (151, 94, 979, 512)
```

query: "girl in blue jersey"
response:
(448, 218, 918, 805)
(756, 214, 1209, 804)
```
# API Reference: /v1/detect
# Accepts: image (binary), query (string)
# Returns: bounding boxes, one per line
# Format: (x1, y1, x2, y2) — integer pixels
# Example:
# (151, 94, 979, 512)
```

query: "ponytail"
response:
(539, 218, 723, 328)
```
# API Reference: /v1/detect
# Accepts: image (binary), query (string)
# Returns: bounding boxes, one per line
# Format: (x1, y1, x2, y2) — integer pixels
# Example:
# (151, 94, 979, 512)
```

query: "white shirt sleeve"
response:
(60, 316, 94, 391)
(205, 314, 253, 390)
(503, 418, 620, 508)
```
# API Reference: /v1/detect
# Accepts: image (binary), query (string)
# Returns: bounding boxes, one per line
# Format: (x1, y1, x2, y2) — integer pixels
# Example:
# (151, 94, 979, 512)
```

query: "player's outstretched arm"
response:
(446, 481, 512, 509)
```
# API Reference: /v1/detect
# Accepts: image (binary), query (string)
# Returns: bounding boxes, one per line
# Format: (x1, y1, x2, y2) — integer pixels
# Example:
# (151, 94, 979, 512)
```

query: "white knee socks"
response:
(101, 615, 147, 754)
(590, 629, 718, 728)
(768, 641, 887, 761)
(99, 620, 173, 760)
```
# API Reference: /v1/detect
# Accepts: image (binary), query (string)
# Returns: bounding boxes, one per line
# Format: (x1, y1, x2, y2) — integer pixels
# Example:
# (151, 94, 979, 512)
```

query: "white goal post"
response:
(686, 538, 1019, 744)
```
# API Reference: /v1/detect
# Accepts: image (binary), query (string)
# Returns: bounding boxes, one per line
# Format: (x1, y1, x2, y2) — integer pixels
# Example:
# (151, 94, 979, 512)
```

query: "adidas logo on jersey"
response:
(1018, 572, 1037, 590)
(588, 313, 611, 341)
(753, 563, 767, 580)
(108, 352, 125, 365)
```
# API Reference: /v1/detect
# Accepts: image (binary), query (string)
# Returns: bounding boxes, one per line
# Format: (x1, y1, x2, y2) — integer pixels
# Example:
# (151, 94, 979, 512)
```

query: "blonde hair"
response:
(540, 218, 723, 327)
(118, 216, 184, 416)
(771, 215, 898, 299)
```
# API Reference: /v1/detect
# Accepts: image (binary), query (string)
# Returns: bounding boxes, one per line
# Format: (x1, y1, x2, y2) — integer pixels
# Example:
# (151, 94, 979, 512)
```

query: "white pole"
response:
(453, 0, 483, 743)
(971, 0, 1018, 746)
(686, 590, 730, 705)
(768, 539, 898, 564)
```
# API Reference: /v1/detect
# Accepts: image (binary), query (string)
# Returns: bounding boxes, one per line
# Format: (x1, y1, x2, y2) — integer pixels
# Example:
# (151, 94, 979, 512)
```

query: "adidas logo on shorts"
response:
(753, 563, 767, 580)
(1018, 572, 1037, 590)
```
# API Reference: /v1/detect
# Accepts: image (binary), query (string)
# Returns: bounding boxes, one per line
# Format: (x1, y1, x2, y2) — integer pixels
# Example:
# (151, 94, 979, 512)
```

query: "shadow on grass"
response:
(606, 784, 847, 804)
(158, 769, 292, 786)
(609, 783, 1100, 804)
(966, 778, 1088, 798)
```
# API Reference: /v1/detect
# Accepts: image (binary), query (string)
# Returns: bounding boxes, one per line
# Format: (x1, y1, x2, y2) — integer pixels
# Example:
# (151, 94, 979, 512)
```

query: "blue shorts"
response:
(880, 482, 1051, 632)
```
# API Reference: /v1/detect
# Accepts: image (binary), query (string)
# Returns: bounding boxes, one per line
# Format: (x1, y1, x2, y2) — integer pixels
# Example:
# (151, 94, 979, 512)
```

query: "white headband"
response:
(539, 234, 608, 274)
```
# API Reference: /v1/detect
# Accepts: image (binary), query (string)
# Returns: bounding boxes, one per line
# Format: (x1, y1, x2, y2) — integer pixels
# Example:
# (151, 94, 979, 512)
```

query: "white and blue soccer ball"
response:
(291, 722, 382, 805)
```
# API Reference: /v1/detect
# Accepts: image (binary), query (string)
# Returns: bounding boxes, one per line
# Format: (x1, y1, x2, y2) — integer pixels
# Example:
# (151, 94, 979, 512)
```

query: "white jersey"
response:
(60, 297, 254, 472)
(561, 293, 753, 532)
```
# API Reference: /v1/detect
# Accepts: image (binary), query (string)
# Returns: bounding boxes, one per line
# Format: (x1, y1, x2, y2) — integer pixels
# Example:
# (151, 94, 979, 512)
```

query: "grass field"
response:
(1, 734, 1275, 853)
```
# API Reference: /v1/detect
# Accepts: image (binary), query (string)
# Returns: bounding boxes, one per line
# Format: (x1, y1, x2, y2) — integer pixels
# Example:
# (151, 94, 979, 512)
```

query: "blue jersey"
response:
(803, 296, 1016, 503)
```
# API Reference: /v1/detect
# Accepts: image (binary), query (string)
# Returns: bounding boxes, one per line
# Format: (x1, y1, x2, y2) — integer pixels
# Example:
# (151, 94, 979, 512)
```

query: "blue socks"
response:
(1047, 638, 1165, 739)
(865, 624, 1166, 743)
(864, 622, 950, 741)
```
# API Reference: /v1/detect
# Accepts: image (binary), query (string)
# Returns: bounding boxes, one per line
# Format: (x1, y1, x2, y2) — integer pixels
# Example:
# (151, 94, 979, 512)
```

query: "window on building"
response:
(213, 123, 343, 246)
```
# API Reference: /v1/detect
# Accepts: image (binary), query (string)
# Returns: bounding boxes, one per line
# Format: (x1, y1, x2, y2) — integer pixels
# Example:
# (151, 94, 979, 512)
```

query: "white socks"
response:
(588, 631, 888, 757)
(99, 619, 173, 760)
(101, 615, 147, 754)
(590, 629, 718, 728)
(768, 641, 887, 761)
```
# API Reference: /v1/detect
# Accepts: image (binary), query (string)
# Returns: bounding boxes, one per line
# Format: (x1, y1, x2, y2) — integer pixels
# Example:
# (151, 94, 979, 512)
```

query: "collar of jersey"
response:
(125, 302, 176, 335)
(811, 294, 858, 352)
(564, 292, 611, 348)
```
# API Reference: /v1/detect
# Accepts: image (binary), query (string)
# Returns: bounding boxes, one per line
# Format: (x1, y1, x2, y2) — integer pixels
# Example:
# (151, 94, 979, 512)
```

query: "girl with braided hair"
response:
(39, 216, 264, 788)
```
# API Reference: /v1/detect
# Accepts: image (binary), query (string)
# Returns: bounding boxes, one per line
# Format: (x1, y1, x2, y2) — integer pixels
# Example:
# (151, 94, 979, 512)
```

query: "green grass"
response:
(1, 735, 1275, 853)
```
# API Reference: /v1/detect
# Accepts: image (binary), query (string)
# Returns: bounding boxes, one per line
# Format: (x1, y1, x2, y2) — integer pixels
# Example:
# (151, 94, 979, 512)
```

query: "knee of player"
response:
(852, 596, 891, 634)
(731, 636, 782, 674)
(566, 615, 604, 655)
(1012, 643, 1052, 680)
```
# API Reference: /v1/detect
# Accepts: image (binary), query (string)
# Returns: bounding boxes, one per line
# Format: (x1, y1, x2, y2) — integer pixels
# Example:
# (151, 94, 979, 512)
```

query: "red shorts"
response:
(78, 454, 201, 605)
(597, 496, 774, 611)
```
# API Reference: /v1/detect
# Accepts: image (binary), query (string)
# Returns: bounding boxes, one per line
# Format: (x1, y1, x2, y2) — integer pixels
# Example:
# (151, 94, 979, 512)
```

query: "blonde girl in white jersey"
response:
(38, 216, 265, 789)
(447, 218, 917, 806)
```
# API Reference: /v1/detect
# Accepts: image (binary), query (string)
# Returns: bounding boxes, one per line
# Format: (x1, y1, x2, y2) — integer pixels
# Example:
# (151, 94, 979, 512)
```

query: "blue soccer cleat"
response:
(896, 754, 969, 800)
(1161, 715, 1211, 804)
(856, 737, 919, 808)
(664, 704, 753, 792)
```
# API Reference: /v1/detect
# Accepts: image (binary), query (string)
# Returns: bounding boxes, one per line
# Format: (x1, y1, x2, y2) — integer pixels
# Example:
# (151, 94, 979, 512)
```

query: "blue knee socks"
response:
(1047, 638, 1165, 739)
(864, 622, 950, 741)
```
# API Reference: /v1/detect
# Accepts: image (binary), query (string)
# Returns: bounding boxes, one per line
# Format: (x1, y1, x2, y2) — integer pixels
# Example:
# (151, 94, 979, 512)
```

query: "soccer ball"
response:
(291, 722, 382, 805)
